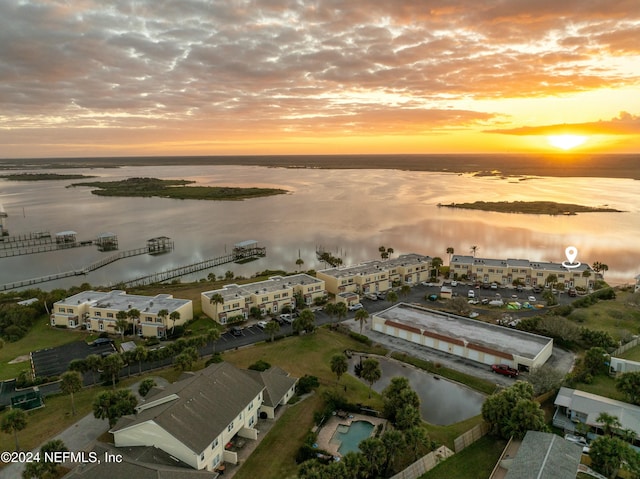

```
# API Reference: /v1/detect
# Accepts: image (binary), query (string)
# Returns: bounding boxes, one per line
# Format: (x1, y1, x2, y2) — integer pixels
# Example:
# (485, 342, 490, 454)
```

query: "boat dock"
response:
(0, 238, 174, 291)
(0, 230, 121, 258)
(121, 241, 266, 287)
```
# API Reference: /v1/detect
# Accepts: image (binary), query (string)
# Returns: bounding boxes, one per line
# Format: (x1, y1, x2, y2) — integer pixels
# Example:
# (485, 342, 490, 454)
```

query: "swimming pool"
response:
(333, 421, 375, 455)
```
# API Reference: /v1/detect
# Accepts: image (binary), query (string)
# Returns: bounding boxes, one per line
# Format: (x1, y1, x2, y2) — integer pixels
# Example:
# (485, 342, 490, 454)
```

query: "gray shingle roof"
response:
(112, 362, 264, 453)
(244, 366, 297, 407)
(504, 431, 582, 479)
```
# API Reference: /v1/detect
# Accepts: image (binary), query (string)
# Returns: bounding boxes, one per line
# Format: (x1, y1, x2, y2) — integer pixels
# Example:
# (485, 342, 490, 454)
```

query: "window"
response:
(146, 316, 152, 321)
(274, 294, 280, 299)
(107, 312, 114, 318)
(211, 438, 219, 449)
(232, 303, 240, 308)
(68, 309, 74, 314)
(282, 292, 288, 297)
(95, 311, 101, 317)
(227, 422, 234, 432)
(213, 454, 220, 467)
(99, 323, 104, 331)
(273, 304, 278, 312)
(248, 401, 253, 410)
(200, 453, 205, 461)
(249, 415, 255, 427)
(223, 305, 230, 311)
(261, 296, 268, 302)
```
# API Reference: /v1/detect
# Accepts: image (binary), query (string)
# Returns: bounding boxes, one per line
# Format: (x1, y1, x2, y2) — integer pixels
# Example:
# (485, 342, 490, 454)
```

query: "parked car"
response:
(532, 286, 542, 293)
(427, 294, 438, 301)
(230, 326, 243, 336)
(451, 280, 458, 287)
(256, 321, 268, 329)
(91, 338, 114, 347)
(279, 313, 294, 324)
(490, 282, 498, 290)
(568, 288, 577, 297)
(516, 285, 524, 292)
(348, 303, 364, 311)
(528, 296, 537, 302)
(365, 292, 378, 301)
(468, 290, 475, 298)
(564, 434, 588, 447)
(377, 291, 388, 300)
(491, 364, 519, 377)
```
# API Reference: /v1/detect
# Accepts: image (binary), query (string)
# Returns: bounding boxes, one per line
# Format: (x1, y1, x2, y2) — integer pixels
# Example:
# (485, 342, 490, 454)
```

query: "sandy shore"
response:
(0, 153, 638, 179)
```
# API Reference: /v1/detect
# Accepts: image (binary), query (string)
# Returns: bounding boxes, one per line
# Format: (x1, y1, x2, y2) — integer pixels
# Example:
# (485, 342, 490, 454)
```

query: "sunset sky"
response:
(1, 1, 639, 158)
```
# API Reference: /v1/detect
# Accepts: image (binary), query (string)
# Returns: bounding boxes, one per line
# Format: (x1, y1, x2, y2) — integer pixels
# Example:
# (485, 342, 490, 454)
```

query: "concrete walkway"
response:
(0, 377, 169, 479)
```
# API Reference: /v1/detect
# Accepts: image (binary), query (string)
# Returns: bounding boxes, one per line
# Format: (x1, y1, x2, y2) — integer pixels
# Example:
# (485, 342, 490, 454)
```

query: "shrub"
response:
(205, 353, 223, 366)
(296, 375, 319, 395)
(348, 331, 372, 346)
(248, 360, 271, 372)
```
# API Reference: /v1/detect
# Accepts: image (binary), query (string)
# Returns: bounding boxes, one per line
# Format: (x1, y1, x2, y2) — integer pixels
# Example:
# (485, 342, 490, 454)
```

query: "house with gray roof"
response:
(496, 431, 582, 479)
(111, 362, 295, 472)
(554, 387, 640, 440)
(244, 366, 298, 419)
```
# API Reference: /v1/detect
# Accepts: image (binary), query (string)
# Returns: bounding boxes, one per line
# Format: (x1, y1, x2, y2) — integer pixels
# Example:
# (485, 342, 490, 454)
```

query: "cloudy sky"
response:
(1, 0, 639, 158)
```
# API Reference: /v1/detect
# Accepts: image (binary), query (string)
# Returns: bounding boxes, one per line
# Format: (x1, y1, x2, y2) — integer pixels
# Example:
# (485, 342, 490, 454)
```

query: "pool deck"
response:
(315, 412, 387, 457)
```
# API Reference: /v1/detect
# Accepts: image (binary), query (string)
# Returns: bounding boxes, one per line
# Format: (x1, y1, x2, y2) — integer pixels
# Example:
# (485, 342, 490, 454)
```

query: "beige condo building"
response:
(201, 274, 326, 324)
(50, 290, 193, 338)
(317, 253, 432, 297)
(450, 255, 595, 289)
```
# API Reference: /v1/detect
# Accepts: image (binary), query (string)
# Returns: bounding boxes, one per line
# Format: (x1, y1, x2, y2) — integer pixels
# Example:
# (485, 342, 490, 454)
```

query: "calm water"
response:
(335, 421, 374, 455)
(349, 357, 485, 425)
(0, 164, 638, 289)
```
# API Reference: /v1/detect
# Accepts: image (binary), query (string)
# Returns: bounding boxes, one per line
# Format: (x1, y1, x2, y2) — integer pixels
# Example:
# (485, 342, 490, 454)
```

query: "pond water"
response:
(0, 164, 638, 289)
(333, 420, 375, 455)
(349, 356, 485, 426)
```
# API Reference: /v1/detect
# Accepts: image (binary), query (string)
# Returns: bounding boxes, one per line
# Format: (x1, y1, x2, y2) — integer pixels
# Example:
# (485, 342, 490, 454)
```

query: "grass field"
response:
(420, 435, 507, 479)
(0, 318, 90, 380)
(568, 290, 640, 341)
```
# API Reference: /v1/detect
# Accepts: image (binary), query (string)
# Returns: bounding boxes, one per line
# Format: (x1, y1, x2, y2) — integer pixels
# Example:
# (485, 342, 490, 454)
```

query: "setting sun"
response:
(547, 135, 588, 150)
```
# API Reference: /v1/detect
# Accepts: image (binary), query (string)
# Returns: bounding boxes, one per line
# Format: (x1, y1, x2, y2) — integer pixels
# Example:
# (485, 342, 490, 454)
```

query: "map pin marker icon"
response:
(565, 246, 578, 264)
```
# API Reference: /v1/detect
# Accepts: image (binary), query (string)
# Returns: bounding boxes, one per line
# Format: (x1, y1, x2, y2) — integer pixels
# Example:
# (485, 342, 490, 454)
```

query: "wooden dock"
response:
(120, 245, 266, 287)
(0, 241, 174, 291)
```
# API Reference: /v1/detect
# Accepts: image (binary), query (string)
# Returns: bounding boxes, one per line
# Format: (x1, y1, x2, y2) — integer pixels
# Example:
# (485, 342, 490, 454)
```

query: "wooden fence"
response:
(389, 446, 454, 479)
(453, 421, 490, 453)
(612, 337, 640, 357)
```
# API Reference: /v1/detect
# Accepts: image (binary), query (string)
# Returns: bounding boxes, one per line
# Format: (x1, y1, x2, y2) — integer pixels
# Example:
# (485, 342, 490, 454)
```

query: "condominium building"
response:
(317, 253, 432, 296)
(450, 255, 595, 289)
(50, 290, 193, 338)
(201, 274, 326, 324)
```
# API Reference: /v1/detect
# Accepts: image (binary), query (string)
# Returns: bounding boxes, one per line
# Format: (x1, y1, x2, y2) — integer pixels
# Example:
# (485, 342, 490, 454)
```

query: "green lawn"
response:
(0, 318, 91, 380)
(574, 374, 626, 402)
(420, 435, 507, 479)
(568, 291, 640, 341)
(619, 344, 640, 362)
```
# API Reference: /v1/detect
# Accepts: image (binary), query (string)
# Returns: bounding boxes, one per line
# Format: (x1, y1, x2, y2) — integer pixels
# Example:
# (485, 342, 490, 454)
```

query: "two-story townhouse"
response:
(450, 255, 594, 289)
(318, 254, 431, 296)
(51, 290, 193, 338)
(201, 274, 326, 324)
(111, 362, 297, 471)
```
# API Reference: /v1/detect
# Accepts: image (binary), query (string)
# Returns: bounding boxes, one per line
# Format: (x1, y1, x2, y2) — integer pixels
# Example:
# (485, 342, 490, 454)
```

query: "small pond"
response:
(349, 356, 485, 425)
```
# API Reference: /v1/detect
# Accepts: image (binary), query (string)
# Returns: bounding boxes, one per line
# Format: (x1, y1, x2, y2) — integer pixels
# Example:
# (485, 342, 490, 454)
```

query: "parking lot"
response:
(31, 341, 115, 378)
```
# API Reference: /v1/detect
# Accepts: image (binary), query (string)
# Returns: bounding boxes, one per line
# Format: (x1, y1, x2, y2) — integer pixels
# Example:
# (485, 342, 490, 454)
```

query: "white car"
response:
(468, 290, 475, 298)
(451, 280, 458, 287)
(564, 434, 588, 447)
(528, 296, 537, 302)
(279, 313, 294, 324)
(365, 292, 378, 301)
(256, 321, 268, 329)
(349, 303, 364, 311)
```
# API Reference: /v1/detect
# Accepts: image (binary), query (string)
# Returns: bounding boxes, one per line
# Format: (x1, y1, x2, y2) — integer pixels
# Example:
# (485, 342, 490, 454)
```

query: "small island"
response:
(438, 200, 623, 215)
(69, 177, 288, 201)
(1, 173, 96, 181)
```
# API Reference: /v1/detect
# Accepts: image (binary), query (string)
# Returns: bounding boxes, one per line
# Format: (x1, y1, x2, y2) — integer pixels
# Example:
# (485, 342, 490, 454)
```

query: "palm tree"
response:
(85, 354, 102, 385)
(546, 273, 558, 289)
(169, 311, 181, 334)
(596, 412, 622, 437)
(330, 354, 348, 385)
(133, 344, 147, 375)
(334, 302, 348, 323)
(206, 328, 221, 355)
(379, 245, 388, 260)
(386, 247, 394, 259)
(583, 269, 592, 289)
(127, 309, 141, 335)
(385, 290, 398, 305)
(60, 371, 83, 416)
(102, 353, 124, 389)
(115, 316, 129, 341)
(324, 303, 336, 323)
(295, 257, 304, 271)
(157, 308, 169, 327)
(470, 245, 478, 257)
(446, 246, 455, 264)
(431, 257, 443, 279)
(361, 358, 381, 398)
(400, 285, 411, 298)
(1, 408, 27, 451)
(355, 308, 369, 334)
(265, 320, 280, 342)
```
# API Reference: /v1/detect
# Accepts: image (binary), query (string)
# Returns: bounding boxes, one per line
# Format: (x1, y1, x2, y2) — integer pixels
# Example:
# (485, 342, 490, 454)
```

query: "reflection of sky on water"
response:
(0, 165, 638, 290)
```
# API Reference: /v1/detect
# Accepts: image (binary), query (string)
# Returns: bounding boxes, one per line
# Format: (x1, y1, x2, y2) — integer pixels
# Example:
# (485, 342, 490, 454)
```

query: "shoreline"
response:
(0, 153, 638, 180)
